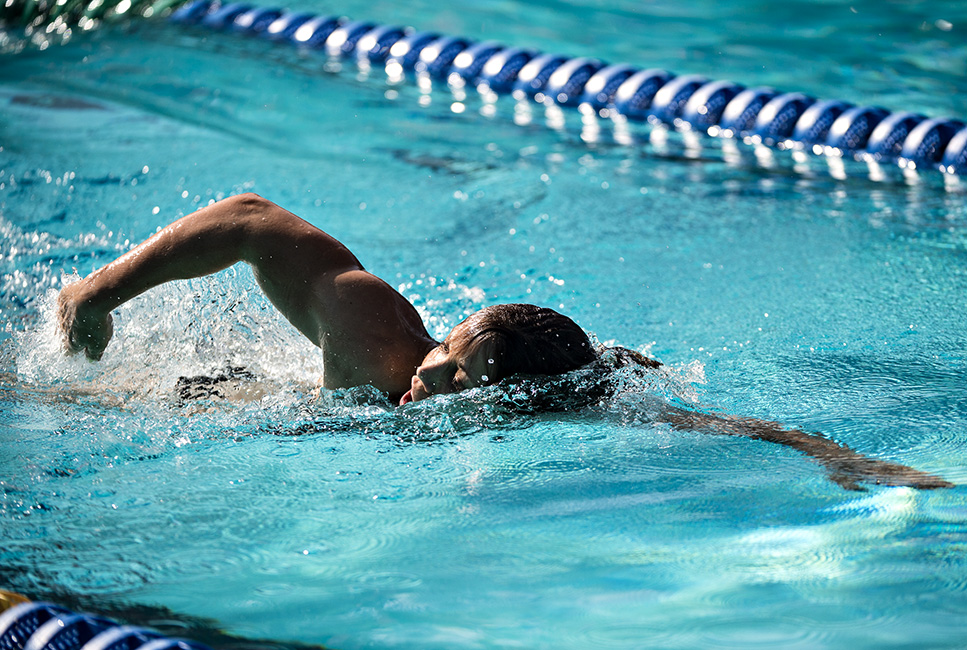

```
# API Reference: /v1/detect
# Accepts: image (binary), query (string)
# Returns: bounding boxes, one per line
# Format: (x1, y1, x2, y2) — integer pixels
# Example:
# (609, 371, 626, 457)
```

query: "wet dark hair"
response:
(456, 304, 598, 381)
(456, 304, 660, 410)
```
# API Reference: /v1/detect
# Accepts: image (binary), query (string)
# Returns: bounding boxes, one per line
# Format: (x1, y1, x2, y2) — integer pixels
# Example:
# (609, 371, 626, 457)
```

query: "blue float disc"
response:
(753, 92, 815, 140)
(288, 15, 343, 48)
(579, 64, 638, 109)
(825, 105, 889, 150)
(262, 11, 313, 40)
(612, 68, 675, 121)
(200, 2, 251, 29)
(650, 74, 709, 124)
(719, 87, 777, 134)
(385, 31, 441, 71)
(898, 118, 966, 165)
(231, 6, 282, 33)
(477, 47, 536, 92)
(679, 80, 743, 129)
(448, 41, 504, 82)
(791, 99, 853, 144)
(415, 36, 472, 78)
(324, 20, 377, 56)
(940, 126, 967, 174)
(354, 25, 408, 62)
(542, 57, 606, 106)
(169, 0, 214, 23)
(512, 53, 569, 97)
(866, 111, 926, 158)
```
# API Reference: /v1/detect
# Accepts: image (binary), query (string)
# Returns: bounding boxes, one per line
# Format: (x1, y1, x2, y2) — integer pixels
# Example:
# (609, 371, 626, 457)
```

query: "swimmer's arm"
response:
(659, 406, 953, 490)
(58, 193, 364, 360)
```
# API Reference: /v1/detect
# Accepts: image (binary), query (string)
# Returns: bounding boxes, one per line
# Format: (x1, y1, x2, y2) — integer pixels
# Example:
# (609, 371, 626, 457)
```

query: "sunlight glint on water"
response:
(2, 0, 967, 647)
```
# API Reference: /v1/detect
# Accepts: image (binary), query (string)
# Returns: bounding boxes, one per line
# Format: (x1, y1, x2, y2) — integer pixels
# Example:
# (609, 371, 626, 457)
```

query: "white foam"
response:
(14, 267, 325, 401)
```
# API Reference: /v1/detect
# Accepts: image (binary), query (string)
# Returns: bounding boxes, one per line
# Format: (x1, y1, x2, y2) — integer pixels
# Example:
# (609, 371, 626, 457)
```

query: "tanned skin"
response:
(58, 193, 437, 403)
(58, 194, 953, 490)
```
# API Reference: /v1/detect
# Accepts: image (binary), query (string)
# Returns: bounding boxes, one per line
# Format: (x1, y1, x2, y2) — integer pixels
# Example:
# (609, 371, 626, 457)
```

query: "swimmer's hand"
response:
(58, 281, 114, 361)
(814, 448, 954, 491)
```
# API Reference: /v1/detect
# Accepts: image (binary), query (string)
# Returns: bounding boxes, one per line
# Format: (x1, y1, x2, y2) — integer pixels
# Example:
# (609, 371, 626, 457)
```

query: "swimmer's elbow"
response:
(224, 193, 278, 227)
(219, 193, 292, 257)
(231, 192, 272, 211)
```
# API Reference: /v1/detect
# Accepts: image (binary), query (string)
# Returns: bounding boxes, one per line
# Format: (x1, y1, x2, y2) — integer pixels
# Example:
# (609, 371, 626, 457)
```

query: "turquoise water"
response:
(2, 0, 967, 648)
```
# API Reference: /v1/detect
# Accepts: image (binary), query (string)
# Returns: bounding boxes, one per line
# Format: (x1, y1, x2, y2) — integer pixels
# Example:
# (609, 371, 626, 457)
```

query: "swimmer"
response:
(57, 193, 953, 490)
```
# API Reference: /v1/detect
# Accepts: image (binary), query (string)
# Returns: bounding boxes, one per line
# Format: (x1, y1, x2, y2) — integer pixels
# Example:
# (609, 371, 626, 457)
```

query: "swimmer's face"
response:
(400, 320, 501, 405)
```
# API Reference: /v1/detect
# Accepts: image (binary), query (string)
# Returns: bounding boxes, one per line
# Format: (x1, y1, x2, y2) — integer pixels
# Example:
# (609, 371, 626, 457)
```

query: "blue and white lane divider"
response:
(0, 601, 212, 650)
(168, 0, 967, 178)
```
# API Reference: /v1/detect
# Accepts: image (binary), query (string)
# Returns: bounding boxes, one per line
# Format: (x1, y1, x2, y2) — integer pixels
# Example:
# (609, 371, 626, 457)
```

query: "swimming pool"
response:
(3, 0, 967, 647)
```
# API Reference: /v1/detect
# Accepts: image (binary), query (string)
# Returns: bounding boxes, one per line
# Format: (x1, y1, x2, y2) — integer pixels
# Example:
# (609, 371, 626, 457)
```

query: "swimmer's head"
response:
(401, 304, 599, 405)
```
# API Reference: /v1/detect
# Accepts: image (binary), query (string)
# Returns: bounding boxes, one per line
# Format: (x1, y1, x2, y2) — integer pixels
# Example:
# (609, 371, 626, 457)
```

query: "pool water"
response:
(3, 0, 967, 648)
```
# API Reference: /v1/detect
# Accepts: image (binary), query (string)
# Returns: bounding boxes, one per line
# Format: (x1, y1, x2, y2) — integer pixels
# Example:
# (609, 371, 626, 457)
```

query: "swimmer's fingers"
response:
(57, 284, 114, 361)
(868, 462, 954, 490)
(69, 313, 113, 360)
(57, 287, 82, 355)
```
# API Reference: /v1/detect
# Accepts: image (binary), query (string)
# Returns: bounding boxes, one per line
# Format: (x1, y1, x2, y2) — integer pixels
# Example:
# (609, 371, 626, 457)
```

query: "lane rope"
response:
(165, 0, 967, 177)
(0, 600, 212, 650)
(3, 0, 964, 177)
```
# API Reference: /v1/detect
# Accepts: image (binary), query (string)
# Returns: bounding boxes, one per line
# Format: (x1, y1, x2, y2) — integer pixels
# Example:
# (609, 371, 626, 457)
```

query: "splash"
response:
(5, 246, 707, 446)
(0, 214, 121, 326)
(12, 266, 325, 404)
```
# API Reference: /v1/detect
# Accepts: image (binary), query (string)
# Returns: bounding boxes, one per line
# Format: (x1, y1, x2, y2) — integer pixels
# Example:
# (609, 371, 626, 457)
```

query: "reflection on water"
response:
(2, 3, 967, 647)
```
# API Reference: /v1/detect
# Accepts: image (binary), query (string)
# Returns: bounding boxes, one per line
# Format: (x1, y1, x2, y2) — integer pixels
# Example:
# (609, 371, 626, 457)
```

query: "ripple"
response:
(695, 617, 828, 649)
(269, 442, 303, 458)
(575, 623, 682, 649)
(484, 456, 595, 490)
(12, 269, 325, 403)
(250, 581, 298, 600)
(345, 570, 423, 592)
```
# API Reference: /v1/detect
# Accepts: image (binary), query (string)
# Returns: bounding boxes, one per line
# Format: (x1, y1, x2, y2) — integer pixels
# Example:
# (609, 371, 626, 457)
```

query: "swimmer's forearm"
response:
(660, 406, 952, 490)
(73, 193, 355, 312)
(78, 209, 247, 311)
